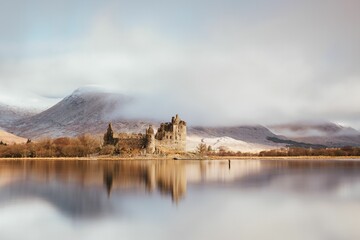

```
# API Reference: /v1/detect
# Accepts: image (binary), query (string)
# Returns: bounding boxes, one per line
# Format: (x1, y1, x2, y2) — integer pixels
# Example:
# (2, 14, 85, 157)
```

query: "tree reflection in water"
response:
(0, 159, 360, 218)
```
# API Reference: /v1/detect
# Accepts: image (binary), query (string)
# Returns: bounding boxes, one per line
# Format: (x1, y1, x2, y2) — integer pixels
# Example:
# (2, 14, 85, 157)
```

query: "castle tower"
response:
(177, 115, 187, 151)
(152, 115, 187, 153)
(172, 114, 178, 142)
(146, 125, 155, 154)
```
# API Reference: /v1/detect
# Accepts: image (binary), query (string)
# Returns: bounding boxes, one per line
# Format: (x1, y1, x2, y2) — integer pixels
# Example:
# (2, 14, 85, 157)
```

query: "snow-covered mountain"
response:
(7, 88, 155, 139)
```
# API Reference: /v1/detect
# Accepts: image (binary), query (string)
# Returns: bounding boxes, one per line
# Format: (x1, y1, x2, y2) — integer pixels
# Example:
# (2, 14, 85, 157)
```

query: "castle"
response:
(104, 114, 187, 154)
(146, 114, 187, 154)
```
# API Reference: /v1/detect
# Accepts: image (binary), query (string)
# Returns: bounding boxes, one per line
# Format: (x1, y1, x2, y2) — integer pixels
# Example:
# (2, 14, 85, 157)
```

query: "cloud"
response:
(0, 0, 359, 127)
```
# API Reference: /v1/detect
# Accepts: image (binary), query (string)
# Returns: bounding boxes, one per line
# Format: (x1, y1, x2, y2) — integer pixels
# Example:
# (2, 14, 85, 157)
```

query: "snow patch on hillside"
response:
(187, 135, 277, 153)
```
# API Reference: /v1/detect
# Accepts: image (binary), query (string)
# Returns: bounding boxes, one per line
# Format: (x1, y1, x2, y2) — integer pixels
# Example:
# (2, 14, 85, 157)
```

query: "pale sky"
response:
(0, 0, 359, 127)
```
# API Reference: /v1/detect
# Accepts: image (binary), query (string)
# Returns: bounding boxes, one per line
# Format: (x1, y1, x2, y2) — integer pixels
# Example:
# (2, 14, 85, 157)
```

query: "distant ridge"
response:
(0, 103, 37, 129)
(269, 122, 360, 147)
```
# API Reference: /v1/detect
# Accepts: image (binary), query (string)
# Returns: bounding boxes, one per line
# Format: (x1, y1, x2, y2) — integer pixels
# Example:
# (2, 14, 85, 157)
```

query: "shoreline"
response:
(0, 156, 360, 161)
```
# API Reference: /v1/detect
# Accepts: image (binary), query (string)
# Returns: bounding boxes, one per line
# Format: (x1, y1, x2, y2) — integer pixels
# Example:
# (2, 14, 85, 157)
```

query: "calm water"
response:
(1, 159, 360, 240)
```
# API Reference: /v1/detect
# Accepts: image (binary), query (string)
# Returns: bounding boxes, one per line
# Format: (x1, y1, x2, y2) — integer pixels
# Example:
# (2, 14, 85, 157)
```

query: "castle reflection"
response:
(0, 160, 262, 205)
(1, 159, 360, 218)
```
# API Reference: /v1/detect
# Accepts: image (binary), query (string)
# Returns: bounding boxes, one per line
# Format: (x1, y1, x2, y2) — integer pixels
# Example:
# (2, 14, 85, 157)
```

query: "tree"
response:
(100, 145, 115, 155)
(103, 123, 118, 146)
(197, 143, 207, 155)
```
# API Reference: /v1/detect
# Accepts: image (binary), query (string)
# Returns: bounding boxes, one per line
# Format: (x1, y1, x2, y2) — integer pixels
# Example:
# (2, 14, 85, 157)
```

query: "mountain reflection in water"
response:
(1, 159, 360, 240)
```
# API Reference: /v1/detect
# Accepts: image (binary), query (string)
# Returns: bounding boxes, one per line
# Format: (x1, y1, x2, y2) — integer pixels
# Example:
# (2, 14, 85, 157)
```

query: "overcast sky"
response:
(0, 0, 359, 127)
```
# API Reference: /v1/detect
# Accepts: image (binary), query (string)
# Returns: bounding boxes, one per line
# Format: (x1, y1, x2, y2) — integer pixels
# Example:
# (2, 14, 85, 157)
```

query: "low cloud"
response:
(0, 0, 359, 127)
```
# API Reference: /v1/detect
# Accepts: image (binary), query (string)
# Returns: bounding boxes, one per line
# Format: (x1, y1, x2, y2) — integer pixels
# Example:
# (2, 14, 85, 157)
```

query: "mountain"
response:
(7, 88, 155, 139)
(2, 88, 289, 151)
(268, 122, 360, 147)
(4, 87, 358, 151)
(0, 103, 37, 129)
(188, 122, 360, 150)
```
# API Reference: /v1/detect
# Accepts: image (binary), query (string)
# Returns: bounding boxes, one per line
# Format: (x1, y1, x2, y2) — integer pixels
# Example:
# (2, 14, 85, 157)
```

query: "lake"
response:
(0, 159, 360, 240)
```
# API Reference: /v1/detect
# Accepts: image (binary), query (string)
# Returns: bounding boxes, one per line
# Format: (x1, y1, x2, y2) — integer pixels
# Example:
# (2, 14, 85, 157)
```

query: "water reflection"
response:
(1, 159, 360, 239)
(0, 159, 265, 208)
(1, 159, 360, 208)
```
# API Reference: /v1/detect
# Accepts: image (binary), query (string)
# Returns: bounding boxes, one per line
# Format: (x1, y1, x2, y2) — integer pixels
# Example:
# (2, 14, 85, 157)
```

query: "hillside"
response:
(186, 125, 289, 152)
(189, 125, 286, 146)
(186, 135, 277, 153)
(0, 130, 27, 144)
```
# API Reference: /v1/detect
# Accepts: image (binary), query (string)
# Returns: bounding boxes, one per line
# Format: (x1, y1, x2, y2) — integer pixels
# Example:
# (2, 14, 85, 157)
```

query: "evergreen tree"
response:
(103, 123, 115, 145)
(104, 123, 118, 146)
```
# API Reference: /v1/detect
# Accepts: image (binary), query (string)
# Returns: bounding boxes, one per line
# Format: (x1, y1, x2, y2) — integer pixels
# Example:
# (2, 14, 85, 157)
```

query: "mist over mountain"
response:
(269, 122, 360, 148)
(5, 88, 155, 139)
(0, 103, 37, 129)
(1, 87, 360, 150)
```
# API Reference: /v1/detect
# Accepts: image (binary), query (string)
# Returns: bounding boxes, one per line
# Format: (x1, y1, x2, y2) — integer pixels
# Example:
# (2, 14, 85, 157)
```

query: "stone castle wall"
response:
(146, 114, 187, 153)
(116, 133, 146, 151)
(104, 115, 187, 155)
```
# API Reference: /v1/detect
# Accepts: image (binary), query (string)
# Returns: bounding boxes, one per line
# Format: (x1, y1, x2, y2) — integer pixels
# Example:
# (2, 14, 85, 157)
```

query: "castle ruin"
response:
(146, 114, 187, 154)
(104, 114, 187, 154)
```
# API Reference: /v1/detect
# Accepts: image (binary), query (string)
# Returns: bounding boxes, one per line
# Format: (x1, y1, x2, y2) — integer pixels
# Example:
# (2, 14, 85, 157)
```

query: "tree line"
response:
(196, 143, 360, 157)
(258, 146, 360, 157)
(2, 138, 360, 158)
(0, 135, 101, 158)
(0, 123, 149, 158)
